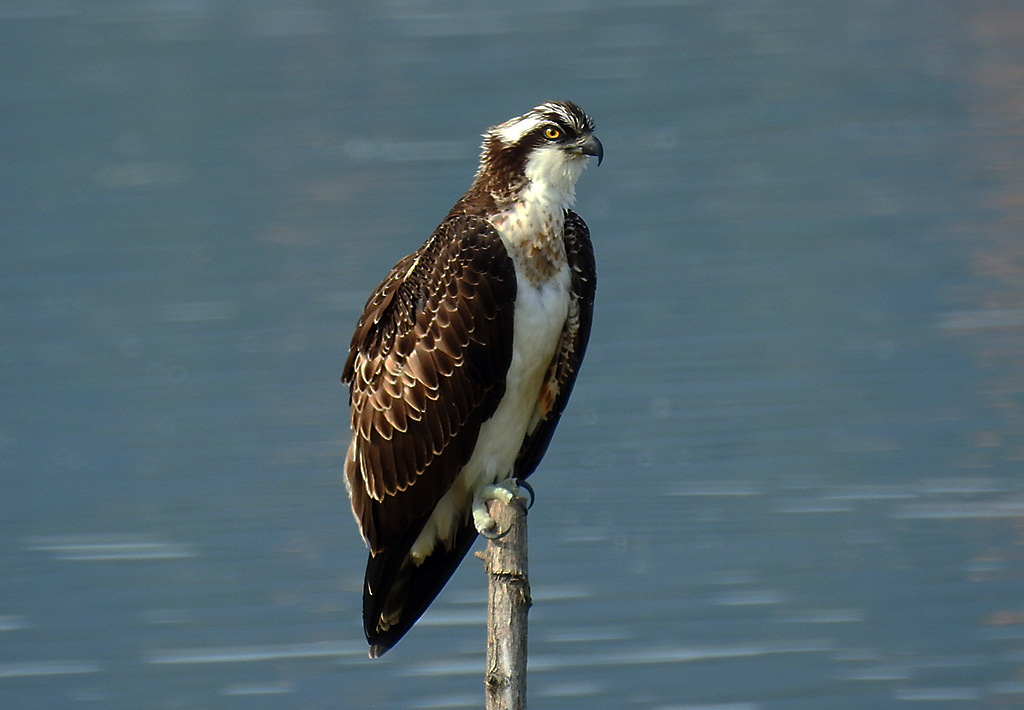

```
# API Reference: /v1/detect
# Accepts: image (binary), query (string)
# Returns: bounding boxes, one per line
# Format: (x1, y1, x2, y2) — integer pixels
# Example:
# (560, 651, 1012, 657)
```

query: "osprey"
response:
(342, 101, 601, 657)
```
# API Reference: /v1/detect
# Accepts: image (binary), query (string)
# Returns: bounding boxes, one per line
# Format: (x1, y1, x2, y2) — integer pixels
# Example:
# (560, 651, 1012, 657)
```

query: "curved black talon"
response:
(515, 479, 536, 512)
(480, 523, 513, 540)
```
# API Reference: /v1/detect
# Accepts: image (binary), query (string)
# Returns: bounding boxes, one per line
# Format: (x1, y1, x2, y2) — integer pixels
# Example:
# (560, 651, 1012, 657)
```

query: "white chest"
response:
(458, 224, 571, 487)
(408, 213, 571, 561)
(479, 197, 572, 464)
(490, 191, 568, 286)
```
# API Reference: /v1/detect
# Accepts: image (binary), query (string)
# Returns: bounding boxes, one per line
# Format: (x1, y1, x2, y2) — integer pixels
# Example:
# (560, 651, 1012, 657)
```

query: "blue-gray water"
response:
(3, 2, 1024, 708)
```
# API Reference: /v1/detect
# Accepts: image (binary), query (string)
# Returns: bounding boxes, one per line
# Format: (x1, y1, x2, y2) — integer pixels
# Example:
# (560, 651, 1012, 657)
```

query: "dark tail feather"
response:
(364, 521, 480, 657)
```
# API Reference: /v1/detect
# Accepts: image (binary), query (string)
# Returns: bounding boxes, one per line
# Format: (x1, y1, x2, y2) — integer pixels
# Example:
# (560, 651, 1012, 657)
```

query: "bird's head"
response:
(474, 101, 602, 207)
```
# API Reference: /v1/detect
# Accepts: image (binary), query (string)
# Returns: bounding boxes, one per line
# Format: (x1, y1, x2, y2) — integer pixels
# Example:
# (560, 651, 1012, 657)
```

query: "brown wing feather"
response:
(343, 215, 517, 554)
(513, 209, 597, 479)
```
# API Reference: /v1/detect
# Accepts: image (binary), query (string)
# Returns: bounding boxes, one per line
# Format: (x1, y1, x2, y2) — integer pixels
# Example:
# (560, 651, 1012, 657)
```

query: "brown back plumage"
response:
(344, 215, 517, 553)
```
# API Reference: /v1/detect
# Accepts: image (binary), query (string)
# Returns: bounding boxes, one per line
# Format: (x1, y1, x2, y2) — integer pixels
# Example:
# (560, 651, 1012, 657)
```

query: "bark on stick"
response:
(482, 497, 531, 710)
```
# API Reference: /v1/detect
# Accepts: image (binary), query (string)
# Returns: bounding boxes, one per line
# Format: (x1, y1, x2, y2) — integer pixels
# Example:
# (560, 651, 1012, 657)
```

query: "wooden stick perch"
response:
(480, 496, 531, 710)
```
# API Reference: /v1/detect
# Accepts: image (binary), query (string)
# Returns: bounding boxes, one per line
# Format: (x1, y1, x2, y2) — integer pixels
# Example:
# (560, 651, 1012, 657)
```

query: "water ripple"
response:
(404, 640, 834, 676)
(0, 660, 103, 678)
(892, 501, 1024, 520)
(221, 682, 295, 696)
(892, 686, 982, 702)
(0, 615, 30, 632)
(147, 640, 363, 665)
(26, 535, 194, 561)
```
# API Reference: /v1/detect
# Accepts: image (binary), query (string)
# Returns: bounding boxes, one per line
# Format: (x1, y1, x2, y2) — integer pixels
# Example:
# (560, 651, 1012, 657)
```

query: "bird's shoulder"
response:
(343, 214, 515, 385)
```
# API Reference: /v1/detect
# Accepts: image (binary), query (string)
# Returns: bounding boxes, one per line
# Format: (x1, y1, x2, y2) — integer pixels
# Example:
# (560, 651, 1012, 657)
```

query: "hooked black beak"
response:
(578, 134, 604, 166)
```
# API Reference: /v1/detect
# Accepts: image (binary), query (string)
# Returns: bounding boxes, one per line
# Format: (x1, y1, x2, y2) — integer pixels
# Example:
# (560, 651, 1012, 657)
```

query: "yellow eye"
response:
(544, 126, 561, 140)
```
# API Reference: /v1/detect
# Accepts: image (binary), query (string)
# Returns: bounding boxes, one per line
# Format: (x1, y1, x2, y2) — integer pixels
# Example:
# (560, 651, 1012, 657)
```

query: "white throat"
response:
(523, 145, 585, 213)
(491, 146, 586, 250)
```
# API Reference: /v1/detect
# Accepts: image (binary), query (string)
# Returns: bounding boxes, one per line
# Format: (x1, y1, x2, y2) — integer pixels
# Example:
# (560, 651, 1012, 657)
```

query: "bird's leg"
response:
(473, 478, 534, 539)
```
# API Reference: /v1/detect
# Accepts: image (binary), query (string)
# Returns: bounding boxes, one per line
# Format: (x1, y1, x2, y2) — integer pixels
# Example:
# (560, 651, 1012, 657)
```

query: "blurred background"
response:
(3, 1, 1024, 708)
